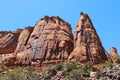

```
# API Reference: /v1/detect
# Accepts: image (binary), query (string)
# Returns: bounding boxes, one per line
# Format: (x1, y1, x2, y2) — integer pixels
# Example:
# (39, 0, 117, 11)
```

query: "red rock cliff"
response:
(0, 31, 20, 54)
(16, 16, 74, 65)
(14, 27, 34, 55)
(69, 12, 110, 64)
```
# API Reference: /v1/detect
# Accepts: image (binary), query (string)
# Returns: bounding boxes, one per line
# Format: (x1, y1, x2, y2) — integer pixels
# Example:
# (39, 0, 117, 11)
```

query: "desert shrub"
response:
(0, 66, 28, 80)
(32, 61, 94, 80)
(71, 69, 82, 80)
(101, 62, 112, 69)
(54, 62, 64, 71)
(65, 61, 78, 72)
(64, 68, 84, 80)
(47, 61, 80, 72)
(81, 61, 93, 73)
(0, 66, 39, 80)
(79, 68, 86, 75)
(63, 61, 84, 80)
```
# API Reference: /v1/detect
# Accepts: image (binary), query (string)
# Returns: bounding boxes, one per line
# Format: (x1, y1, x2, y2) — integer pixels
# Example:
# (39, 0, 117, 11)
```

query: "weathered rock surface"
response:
(69, 12, 109, 64)
(14, 26, 34, 55)
(16, 16, 73, 65)
(0, 31, 20, 54)
(1, 12, 117, 67)
(110, 47, 118, 63)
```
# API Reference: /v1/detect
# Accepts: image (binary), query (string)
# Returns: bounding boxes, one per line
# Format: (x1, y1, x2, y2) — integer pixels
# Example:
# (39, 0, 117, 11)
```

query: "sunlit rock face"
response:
(2, 12, 114, 66)
(14, 27, 34, 55)
(110, 47, 119, 63)
(0, 31, 20, 54)
(16, 16, 74, 65)
(69, 12, 109, 64)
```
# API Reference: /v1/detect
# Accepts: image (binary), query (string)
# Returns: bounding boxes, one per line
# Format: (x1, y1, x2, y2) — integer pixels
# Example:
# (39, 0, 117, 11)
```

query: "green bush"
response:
(65, 61, 78, 72)
(70, 69, 82, 80)
(0, 66, 39, 80)
(0, 61, 97, 80)
(81, 61, 93, 73)
(0, 67, 28, 80)
(54, 62, 64, 71)
(63, 61, 84, 80)
(101, 62, 112, 69)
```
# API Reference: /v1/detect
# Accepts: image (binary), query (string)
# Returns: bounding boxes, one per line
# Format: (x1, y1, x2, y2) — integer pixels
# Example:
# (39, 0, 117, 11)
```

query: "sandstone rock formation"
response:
(0, 31, 20, 54)
(110, 47, 118, 63)
(1, 12, 117, 67)
(69, 12, 109, 64)
(16, 16, 73, 65)
(14, 26, 34, 55)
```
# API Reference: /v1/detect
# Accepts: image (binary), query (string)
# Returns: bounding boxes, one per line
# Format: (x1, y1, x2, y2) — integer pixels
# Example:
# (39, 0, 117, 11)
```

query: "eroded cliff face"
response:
(14, 27, 34, 55)
(69, 12, 110, 64)
(16, 16, 74, 65)
(1, 13, 117, 66)
(0, 31, 20, 54)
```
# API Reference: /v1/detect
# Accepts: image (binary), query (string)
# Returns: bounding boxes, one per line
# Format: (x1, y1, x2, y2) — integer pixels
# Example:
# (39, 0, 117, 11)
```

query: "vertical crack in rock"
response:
(14, 26, 34, 55)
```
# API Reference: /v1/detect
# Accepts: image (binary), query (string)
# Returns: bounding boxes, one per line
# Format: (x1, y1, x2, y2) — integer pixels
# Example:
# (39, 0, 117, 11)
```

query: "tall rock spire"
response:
(69, 12, 110, 64)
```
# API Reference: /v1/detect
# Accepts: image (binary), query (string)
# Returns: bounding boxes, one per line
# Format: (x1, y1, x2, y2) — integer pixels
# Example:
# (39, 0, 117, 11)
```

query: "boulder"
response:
(90, 72, 98, 78)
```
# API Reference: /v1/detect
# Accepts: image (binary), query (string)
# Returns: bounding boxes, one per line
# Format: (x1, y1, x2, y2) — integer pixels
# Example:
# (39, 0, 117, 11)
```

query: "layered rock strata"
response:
(0, 31, 20, 54)
(69, 12, 109, 64)
(16, 16, 74, 65)
(14, 27, 34, 55)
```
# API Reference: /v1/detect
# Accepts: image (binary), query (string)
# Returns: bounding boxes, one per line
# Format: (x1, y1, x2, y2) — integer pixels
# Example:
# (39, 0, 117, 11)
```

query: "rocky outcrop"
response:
(110, 47, 118, 63)
(69, 12, 109, 64)
(0, 31, 20, 54)
(1, 12, 117, 67)
(102, 64, 120, 80)
(16, 16, 73, 65)
(14, 26, 34, 55)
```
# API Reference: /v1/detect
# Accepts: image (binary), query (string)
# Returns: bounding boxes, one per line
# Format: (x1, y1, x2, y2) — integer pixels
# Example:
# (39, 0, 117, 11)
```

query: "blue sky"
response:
(0, 0, 120, 54)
